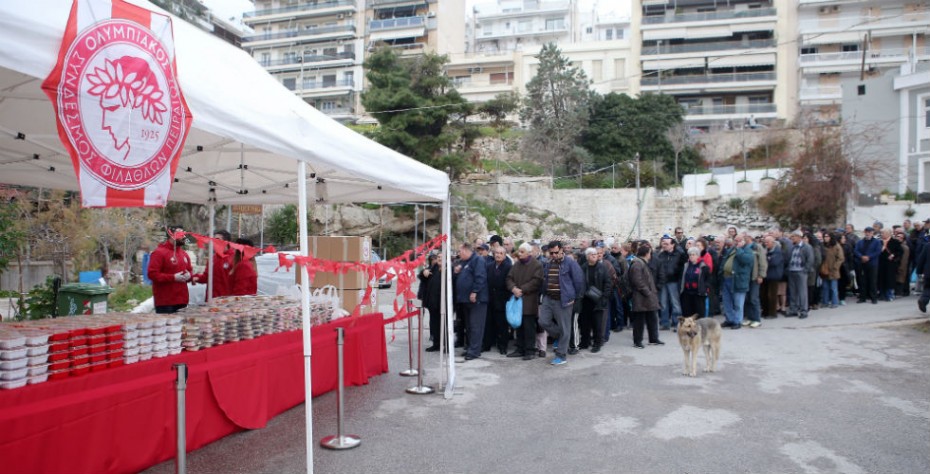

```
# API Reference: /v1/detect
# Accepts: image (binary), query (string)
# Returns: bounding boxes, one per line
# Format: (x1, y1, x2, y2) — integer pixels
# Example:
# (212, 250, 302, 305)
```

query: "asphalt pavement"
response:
(145, 294, 930, 474)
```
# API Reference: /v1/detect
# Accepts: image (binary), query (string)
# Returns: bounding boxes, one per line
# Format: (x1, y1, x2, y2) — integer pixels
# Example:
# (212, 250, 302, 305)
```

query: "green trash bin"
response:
(56, 283, 113, 316)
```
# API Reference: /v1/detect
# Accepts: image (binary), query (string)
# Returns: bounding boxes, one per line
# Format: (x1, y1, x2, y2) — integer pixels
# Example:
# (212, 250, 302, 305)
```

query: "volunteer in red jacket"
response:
(192, 229, 233, 299)
(230, 238, 258, 296)
(148, 225, 193, 313)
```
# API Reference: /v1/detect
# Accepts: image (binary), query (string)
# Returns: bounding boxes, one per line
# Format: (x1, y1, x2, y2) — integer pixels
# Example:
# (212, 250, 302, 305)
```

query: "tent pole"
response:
(442, 196, 455, 399)
(207, 204, 215, 305)
(297, 161, 314, 474)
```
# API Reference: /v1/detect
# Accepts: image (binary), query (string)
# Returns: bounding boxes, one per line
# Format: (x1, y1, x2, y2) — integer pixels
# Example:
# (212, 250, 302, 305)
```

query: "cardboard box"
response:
(296, 236, 373, 287)
(328, 287, 378, 315)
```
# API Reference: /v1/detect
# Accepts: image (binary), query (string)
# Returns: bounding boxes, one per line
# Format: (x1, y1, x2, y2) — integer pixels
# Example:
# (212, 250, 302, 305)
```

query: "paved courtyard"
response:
(146, 296, 930, 474)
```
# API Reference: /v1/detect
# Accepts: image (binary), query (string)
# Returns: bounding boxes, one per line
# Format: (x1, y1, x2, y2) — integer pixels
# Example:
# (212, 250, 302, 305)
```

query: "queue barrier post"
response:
(320, 327, 361, 450)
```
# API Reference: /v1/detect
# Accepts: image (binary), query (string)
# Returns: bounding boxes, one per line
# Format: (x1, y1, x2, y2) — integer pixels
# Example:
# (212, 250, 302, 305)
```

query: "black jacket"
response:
(582, 260, 612, 311)
(486, 258, 512, 311)
(418, 263, 442, 310)
(655, 248, 686, 285)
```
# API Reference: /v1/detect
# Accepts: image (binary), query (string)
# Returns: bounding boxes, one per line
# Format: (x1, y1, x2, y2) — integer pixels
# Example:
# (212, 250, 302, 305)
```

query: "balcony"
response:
(244, 1, 356, 23)
(642, 38, 776, 55)
(243, 25, 356, 47)
(799, 47, 919, 70)
(799, 12, 930, 35)
(799, 85, 843, 102)
(684, 103, 776, 117)
(642, 7, 776, 25)
(260, 51, 356, 68)
(370, 0, 429, 7)
(474, 3, 570, 20)
(369, 16, 425, 31)
(300, 78, 354, 90)
(479, 26, 568, 40)
(641, 72, 776, 86)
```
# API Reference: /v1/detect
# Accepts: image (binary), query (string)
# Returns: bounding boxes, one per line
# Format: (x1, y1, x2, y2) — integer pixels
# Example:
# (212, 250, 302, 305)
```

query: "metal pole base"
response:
(320, 434, 361, 450)
(398, 369, 418, 377)
(406, 385, 435, 395)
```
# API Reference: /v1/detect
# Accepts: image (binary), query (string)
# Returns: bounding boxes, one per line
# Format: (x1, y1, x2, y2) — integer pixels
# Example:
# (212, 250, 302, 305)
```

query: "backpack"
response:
(617, 258, 633, 300)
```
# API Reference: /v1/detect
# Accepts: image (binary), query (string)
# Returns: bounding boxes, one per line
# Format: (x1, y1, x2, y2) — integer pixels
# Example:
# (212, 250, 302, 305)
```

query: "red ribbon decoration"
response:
(183, 232, 448, 320)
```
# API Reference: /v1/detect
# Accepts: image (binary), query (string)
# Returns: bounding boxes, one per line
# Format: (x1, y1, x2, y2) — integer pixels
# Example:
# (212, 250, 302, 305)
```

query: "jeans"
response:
(538, 297, 572, 358)
(721, 277, 746, 325)
(658, 281, 682, 328)
(788, 271, 809, 316)
(744, 280, 761, 322)
(609, 291, 625, 330)
(820, 279, 839, 306)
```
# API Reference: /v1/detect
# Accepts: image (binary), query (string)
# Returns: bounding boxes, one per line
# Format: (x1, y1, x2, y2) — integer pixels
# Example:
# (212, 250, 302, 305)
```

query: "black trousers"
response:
(630, 310, 659, 346)
(483, 305, 509, 351)
(680, 293, 706, 319)
(155, 304, 186, 314)
(579, 303, 606, 348)
(858, 264, 879, 301)
(515, 313, 538, 354)
(426, 303, 441, 348)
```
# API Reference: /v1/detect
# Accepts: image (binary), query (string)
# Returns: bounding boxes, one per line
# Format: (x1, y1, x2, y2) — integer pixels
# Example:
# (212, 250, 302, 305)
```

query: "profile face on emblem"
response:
(58, 19, 186, 190)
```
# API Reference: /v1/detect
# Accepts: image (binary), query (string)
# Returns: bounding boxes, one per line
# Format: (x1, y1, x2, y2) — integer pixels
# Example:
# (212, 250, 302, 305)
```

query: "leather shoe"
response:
(522, 354, 535, 361)
(633, 343, 645, 349)
(568, 347, 579, 355)
(464, 354, 478, 361)
(730, 324, 741, 329)
(425, 345, 440, 352)
(918, 299, 927, 313)
(591, 345, 601, 353)
(799, 314, 808, 319)
(721, 321, 733, 328)
(537, 350, 546, 358)
(649, 340, 665, 345)
(506, 350, 524, 358)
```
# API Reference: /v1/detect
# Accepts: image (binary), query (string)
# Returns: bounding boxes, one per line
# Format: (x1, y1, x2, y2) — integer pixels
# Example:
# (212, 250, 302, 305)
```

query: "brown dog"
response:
(677, 315, 721, 377)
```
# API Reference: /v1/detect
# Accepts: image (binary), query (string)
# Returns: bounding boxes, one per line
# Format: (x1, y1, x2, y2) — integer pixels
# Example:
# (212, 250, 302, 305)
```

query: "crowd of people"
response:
(148, 226, 259, 314)
(419, 219, 930, 366)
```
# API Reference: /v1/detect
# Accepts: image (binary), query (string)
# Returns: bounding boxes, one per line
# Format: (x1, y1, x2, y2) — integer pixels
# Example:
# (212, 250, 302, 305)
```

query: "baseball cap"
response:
(864, 226, 875, 232)
(478, 243, 490, 251)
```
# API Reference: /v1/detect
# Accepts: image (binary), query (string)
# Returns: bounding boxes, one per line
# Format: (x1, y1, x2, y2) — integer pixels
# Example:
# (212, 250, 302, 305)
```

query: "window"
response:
(489, 72, 514, 85)
(283, 77, 296, 90)
(842, 44, 859, 52)
(260, 52, 271, 66)
(518, 20, 531, 33)
(616, 28, 624, 39)
(322, 74, 336, 87)
(801, 47, 817, 55)
(606, 29, 613, 40)
(592, 60, 602, 81)
(925, 98, 930, 128)
(284, 51, 297, 63)
(586, 27, 593, 34)
(748, 96, 770, 104)
(545, 18, 565, 31)
(344, 71, 354, 86)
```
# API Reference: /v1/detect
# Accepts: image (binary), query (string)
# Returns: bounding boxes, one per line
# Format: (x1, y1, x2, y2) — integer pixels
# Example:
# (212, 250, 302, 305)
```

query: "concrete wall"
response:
(847, 201, 930, 232)
(0, 261, 72, 292)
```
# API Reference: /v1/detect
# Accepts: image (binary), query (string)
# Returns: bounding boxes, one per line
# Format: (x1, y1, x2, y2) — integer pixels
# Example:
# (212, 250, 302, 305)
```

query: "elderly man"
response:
(854, 226, 882, 304)
(655, 236, 686, 330)
(506, 243, 544, 360)
(742, 233, 767, 328)
(787, 230, 815, 318)
(454, 243, 488, 361)
(538, 241, 584, 365)
(761, 235, 784, 318)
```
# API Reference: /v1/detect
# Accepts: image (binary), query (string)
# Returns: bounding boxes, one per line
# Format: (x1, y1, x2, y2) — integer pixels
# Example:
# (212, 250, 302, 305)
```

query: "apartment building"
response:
(448, 0, 635, 104)
(243, 1, 364, 122)
(798, 0, 930, 123)
(634, 0, 796, 130)
(366, 0, 465, 57)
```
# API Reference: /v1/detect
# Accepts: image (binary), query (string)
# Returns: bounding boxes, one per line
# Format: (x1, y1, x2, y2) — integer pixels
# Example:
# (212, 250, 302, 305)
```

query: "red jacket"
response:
(194, 251, 233, 298)
(230, 260, 258, 296)
(148, 241, 193, 307)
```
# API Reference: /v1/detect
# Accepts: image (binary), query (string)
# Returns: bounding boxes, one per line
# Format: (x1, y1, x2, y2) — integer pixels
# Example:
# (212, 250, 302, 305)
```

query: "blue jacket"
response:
(854, 237, 882, 269)
(542, 257, 585, 308)
(765, 245, 785, 281)
(454, 253, 488, 304)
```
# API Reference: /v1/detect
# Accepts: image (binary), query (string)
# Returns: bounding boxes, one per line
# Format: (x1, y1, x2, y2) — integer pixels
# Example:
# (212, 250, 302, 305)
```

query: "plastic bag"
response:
(505, 296, 522, 328)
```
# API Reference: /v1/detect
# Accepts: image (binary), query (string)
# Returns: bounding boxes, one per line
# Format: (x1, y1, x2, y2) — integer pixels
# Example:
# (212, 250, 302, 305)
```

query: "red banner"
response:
(42, 0, 192, 208)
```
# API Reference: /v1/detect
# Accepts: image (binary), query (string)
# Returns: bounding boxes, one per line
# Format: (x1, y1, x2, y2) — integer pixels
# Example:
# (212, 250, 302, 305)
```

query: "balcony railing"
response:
(244, 1, 356, 19)
(643, 7, 776, 25)
(243, 25, 356, 43)
(369, 16, 425, 31)
(370, 0, 429, 6)
(799, 11, 928, 33)
(643, 38, 776, 55)
(641, 72, 776, 86)
(684, 103, 776, 116)
(799, 85, 843, 100)
(285, 78, 355, 91)
(799, 47, 913, 64)
(260, 51, 356, 68)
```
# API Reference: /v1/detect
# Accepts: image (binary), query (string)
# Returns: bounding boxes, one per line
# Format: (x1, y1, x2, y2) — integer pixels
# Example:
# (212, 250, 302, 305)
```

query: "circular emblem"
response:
(57, 19, 187, 190)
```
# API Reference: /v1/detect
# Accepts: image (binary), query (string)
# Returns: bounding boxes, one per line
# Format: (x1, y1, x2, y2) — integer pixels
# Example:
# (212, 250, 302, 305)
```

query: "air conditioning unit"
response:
(427, 12, 436, 18)
(338, 14, 345, 19)
(467, 67, 483, 73)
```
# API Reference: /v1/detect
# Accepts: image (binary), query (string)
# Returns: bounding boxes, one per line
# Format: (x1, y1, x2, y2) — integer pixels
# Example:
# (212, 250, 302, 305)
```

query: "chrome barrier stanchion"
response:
(321, 327, 361, 450)
(173, 363, 188, 474)
(399, 300, 418, 377)
(406, 306, 434, 395)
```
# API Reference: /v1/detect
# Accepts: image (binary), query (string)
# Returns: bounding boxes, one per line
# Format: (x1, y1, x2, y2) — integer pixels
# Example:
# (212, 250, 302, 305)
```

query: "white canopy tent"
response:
(0, 1, 457, 471)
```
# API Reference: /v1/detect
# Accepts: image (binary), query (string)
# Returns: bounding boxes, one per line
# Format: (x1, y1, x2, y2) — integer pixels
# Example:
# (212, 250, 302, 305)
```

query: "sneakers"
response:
(749, 321, 761, 328)
(550, 357, 567, 366)
(741, 320, 751, 326)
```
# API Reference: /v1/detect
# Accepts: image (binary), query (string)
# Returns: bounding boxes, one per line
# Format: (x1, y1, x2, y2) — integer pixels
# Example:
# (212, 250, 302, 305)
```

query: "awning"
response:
(643, 57, 706, 70)
(369, 27, 426, 42)
(643, 28, 687, 41)
(709, 53, 777, 67)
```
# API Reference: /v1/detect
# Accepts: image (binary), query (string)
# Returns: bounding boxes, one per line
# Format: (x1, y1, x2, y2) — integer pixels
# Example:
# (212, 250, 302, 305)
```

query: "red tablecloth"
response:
(0, 313, 388, 474)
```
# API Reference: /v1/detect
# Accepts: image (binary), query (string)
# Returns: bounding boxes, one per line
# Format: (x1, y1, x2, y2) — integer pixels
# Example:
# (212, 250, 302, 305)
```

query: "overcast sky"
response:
(201, 0, 630, 24)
